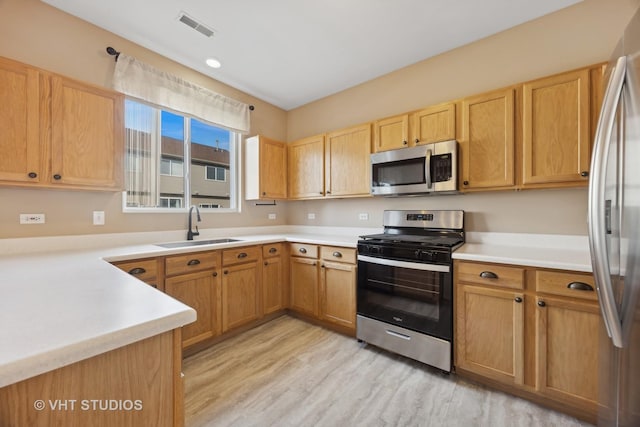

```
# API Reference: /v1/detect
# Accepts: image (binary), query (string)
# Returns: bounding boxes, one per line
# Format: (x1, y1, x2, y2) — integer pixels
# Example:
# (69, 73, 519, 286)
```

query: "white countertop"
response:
(453, 232, 593, 272)
(0, 226, 592, 388)
(0, 226, 373, 388)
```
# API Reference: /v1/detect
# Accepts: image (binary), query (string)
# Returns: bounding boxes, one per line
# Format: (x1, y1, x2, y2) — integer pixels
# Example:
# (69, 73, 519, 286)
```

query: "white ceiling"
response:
(42, 0, 581, 110)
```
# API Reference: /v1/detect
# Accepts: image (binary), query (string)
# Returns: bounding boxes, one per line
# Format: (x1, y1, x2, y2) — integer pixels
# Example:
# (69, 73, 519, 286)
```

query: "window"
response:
(124, 99, 238, 211)
(205, 166, 226, 181)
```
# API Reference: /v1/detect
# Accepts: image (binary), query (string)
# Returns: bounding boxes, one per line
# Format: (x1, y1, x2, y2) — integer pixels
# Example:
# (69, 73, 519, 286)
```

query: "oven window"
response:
(357, 260, 452, 340)
(372, 157, 425, 187)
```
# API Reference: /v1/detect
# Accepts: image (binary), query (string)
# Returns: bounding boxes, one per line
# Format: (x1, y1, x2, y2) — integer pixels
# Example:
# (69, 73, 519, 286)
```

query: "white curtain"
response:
(113, 54, 250, 133)
(124, 101, 158, 208)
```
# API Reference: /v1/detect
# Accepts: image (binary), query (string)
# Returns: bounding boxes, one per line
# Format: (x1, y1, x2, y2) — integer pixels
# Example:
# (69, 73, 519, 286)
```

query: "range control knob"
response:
(415, 250, 435, 261)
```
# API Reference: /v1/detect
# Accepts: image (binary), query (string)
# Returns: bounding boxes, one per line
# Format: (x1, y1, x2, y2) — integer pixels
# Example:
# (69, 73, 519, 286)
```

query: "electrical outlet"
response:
(268, 213, 276, 220)
(358, 213, 369, 221)
(307, 213, 316, 220)
(19, 214, 45, 224)
(93, 211, 105, 225)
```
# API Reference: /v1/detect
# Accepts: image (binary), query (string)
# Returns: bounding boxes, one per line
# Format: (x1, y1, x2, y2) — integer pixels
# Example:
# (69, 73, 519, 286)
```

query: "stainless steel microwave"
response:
(370, 140, 458, 196)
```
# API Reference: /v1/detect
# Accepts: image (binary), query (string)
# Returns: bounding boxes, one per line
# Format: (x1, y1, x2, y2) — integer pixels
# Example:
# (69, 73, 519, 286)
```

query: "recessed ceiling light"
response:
(206, 58, 221, 69)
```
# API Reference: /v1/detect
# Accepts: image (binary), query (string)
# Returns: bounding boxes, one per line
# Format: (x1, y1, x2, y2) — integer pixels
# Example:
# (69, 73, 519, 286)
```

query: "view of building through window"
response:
(124, 99, 235, 210)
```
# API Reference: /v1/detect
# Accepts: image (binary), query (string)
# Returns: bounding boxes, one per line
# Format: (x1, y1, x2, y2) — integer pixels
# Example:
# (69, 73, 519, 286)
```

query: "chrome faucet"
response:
(187, 205, 201, 240)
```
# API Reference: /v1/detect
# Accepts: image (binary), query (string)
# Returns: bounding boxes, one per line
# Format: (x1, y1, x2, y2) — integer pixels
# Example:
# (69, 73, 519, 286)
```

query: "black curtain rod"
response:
(105, 46, 255, 111)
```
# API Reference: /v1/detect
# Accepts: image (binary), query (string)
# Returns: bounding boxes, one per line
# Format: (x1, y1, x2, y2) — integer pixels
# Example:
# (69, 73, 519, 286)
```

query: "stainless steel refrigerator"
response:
(588, 5, 640, 427)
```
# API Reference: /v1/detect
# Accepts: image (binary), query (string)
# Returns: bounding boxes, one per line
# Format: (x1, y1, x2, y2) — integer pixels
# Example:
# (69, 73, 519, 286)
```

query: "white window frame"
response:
(122, 100, 242, 214)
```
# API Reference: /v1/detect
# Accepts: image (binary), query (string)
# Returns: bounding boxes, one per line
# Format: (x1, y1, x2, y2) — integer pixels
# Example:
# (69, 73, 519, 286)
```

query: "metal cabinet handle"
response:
(53, 174, 62, 180)
(264, 261, 268, 266)
(224, 270, 229, 275)
(213, 272, 218, 277)
(237, 252, 248, 259)
(269, 247, 277, 254)
(150, 284, 158, 289)
(538, 300, 546, 307)
(567, 281, 594, 291)
(299, 247, 307, 254)
(514, 297, 523, 303)
(128, 267, 146, 275)
(415, 138, 419, 144)
(332, 251, 342, 258)
(480, 271, 498, 279)
(463, 180, 469, 186)
(402, 140, 408, 145)
(580, 171, 589, 177)
(187, 259, 201, 266)
(321, 264, 325, 268)
(28, 172, 38, 179)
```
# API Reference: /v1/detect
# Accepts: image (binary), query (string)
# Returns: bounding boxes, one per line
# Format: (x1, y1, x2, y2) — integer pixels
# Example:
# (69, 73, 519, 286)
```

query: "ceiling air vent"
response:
(177, 12, 215, 38)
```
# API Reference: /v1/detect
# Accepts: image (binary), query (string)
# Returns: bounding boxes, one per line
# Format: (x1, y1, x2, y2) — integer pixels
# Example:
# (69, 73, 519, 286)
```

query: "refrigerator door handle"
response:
(588, 55, 627, 348)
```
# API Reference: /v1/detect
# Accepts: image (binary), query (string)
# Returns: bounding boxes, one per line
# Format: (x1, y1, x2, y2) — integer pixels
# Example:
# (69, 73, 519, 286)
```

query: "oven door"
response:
(357, 255, 452, 341)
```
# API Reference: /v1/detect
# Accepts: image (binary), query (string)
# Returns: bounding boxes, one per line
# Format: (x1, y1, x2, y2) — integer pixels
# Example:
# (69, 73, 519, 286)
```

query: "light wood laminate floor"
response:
(184, 315, 593, 427)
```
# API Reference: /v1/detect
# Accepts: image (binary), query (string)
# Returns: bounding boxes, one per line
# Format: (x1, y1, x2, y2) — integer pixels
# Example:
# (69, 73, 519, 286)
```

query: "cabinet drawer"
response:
(457, 261, 524, 290)
(113, 258, 158, 282)
(535, 270, 597, 301)
(290, 243, 318, 259)
(223, 246, 260, 265)
(262, 243, 283, 258)
(320, 246, 356, 264)
(165, 251, 219, 276)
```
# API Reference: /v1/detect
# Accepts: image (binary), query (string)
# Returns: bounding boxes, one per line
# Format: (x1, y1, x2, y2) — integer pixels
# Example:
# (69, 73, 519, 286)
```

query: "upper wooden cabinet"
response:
(288, 134, 325, 199)
(325, 123, 371, 198)
(0, 58, 41, 184)
(460, 88, 516, 191)
(245, 135, 287, 200)
(410, 102, 456, 146)
(522, 69, 591, 187)
(373, 114, 409, 152)
(50, 76, 123, 189)
(289, 125, 371, 200)
(0, 56, 124, 191)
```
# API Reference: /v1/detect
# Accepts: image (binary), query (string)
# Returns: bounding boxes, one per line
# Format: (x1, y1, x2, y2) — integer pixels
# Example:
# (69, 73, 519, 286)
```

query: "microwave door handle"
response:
(588, 55, 626, 348)
(425, 148, 433, 189)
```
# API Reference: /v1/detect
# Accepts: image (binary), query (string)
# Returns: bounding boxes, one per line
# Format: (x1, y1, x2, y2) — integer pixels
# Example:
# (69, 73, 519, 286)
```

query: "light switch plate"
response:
(93, 211, 105, 225)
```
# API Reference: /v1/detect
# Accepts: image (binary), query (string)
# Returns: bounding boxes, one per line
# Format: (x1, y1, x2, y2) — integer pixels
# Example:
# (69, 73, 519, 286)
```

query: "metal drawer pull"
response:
(385, 329, 411, 341)
(332, 251, 342, 258)
(480, 271, 498, 279)
(237, 252, 248, 259)
(567, 281, 594, 291)
(150, 284, 158, 289)
(299, 247, 307, 254)
(538, 300, 546, 307)
(269, 247, 277, 254)
(128, 267, 146, 275)
(187, 259, 201, 266)
(514, 297, 523, 303)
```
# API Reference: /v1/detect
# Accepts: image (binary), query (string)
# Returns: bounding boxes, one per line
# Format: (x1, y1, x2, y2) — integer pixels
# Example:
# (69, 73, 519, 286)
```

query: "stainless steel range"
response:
(356, 210, 464, 372)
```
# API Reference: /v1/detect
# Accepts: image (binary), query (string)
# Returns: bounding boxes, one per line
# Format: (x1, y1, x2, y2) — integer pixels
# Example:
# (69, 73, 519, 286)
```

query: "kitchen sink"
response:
(155, 238, 241, 248)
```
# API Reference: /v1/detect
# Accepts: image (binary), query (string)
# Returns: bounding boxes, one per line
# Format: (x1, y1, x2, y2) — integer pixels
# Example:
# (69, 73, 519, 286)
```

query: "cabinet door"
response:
(320, 260, 356, 329)
(373, 114, 409, 152)
(222, 261, 259, 332)
(523, 69, 590, 186)
(263, 255, 285, 315)
(456, 284, 524, 385)
(165, 270, 220, 348)
(259, 136, 287, 199)
(535, 296, 599, 412)
(288, 135, 324, 199)
(290, 257, 319, 316)
(0, 58, 41, 184)
(411, 103, 456, 145)
(460, 88, 515, 190)
(325, 123, 371, 197)
(50, 76, 124, 189)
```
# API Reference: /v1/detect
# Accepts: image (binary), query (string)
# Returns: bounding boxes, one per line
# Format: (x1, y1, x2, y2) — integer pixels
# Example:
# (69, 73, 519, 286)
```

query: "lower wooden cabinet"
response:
(290, 256, 319, 316)
(263, 244, 286, 315)
(319, 246, 356, 330)
(221, 246, 261, 332)
(456, 284, 524, 385)
(165, 269, 220, 349)
(454, 260, 600, 422)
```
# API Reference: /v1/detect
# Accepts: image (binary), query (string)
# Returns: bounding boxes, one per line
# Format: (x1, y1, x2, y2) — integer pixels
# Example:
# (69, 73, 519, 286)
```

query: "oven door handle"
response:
(358, 255, 450, 273)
